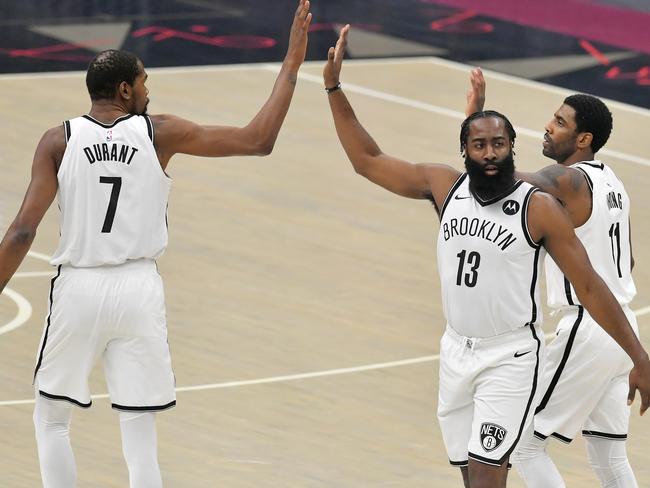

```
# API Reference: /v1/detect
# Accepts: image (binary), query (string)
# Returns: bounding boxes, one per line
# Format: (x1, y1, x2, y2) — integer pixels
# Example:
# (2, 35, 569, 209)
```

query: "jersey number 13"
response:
(456, 250, 481, 287)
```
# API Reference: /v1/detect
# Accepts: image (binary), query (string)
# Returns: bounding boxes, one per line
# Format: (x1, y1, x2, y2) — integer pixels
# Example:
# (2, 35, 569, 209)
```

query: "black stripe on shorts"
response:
(550, 432, 572, 444)
(449, 459, 469, 467)
(39, 390, 92, 409)
(535, 306, 584, 415)
(111, 400, 176, 412)
(582, 430, 627, 441)
(33, 265, 62, 381)
(497, 324, 543, 465)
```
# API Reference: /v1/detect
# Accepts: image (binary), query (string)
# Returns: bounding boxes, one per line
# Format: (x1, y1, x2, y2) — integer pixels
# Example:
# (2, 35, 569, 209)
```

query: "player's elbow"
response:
(351, 154, 377, 177)
(255, 140, 275, 156)
(354, 165, 372, 180)
(8, 225, 36, 248)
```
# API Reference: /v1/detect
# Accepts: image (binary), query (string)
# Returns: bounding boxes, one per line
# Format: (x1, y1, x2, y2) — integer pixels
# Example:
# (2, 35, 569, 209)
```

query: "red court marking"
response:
(430, 10, 477, 29)
(191, 25, 209, 33)
(424, 0, 650, 56)
(606, 66, 650, 85)
(132, 26, 276, 49)
(429, 10, 493, 33)
(579, 39, 611, 66)
(308, 23, 382, 32)
(1, 39, 116, 61)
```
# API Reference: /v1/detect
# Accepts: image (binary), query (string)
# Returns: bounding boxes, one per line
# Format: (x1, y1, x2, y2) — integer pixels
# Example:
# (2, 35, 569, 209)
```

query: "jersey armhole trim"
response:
(144, 115, 155, 145)
(573, 166, 593, 193)
(521, 187, 541, 248)
(439, 173, 468, 220)
(63, 120, 71, 143)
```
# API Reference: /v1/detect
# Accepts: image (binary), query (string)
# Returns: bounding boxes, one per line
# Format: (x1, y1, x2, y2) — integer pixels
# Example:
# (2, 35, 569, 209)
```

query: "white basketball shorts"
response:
(33, 259, 176, 411)
(437, 324, 545, 467)
(534, 305, 637, 443)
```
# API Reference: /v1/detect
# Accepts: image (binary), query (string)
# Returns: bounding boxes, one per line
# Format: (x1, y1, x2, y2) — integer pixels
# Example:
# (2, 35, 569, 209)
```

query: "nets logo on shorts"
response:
(502, 200, 520, 215)
(480, 422, 507, 452)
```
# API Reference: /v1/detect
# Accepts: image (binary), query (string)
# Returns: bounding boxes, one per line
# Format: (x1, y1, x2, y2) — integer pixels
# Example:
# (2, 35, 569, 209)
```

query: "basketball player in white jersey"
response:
(0, 1, 312, 486)
(466, 70, 641, 487)
(324, 26, 650, 488)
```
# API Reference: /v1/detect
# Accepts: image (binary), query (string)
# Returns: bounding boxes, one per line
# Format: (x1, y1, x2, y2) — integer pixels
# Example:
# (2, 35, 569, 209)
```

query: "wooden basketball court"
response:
(1, 57, 649, 486)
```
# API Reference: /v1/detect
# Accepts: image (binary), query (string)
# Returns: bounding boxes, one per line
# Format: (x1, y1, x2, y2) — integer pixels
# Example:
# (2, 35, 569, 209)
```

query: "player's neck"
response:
(88, 99, 132, 125)
(557, 150, 596, 166)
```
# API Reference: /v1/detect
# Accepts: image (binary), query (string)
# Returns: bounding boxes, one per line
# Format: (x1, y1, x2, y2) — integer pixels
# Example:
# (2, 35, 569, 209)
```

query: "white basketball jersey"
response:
(437, 175, 546, 338)
(546, 161, 636, 309)
(51, 114, 171, 267)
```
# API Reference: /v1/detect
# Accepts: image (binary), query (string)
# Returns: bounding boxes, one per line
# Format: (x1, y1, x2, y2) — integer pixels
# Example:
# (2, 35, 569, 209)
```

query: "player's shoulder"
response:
(40, 124, 67, 153)
(148, 113, 184, 128)
(526, 189, 564, 217)
(147, 113, 192, 138)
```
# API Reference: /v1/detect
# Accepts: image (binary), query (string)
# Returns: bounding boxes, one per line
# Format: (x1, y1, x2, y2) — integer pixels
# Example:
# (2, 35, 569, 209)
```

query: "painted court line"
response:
(0, 251, 52, 336)
(267, 66, 650, 169)
(1, 55, 649, 118)
(2, 57, 649, 165)
(1, 308, 649, 406)
(0, 288, 32, 336)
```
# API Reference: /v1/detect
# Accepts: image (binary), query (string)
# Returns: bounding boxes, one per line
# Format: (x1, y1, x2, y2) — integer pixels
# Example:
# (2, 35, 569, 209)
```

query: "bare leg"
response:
(468, 458, 509, 488)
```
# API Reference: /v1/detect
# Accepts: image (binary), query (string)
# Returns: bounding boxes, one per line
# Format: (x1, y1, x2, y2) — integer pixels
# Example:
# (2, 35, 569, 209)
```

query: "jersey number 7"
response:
(99, 176, 122, 233)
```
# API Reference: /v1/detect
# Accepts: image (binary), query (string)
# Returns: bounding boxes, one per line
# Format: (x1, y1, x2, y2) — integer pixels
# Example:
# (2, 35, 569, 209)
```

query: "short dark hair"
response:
(562, 94, 612, 153)
(460, 110, 516, 153)
(86, 50, 141, 101)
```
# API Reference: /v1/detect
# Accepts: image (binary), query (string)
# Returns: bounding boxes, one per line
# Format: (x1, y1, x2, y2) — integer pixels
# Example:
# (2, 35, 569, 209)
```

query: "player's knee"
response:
(468, 460, 508, 488)
(33, 396, 72, 433)
(585, 437, 636, 487)
(512, 434, 546, 463)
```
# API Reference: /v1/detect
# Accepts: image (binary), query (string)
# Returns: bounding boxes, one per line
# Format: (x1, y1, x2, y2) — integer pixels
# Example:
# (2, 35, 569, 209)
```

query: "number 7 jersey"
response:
(436, 174, 545, 338)
(51, 114, 171, 267)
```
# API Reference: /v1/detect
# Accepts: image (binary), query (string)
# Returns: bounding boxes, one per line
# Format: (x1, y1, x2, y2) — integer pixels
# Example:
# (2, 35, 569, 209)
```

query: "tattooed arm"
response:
(515, 165, 592, 228)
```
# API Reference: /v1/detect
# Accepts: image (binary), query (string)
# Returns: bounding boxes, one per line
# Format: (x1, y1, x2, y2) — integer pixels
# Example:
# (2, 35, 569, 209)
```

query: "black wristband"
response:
(325, 82, 341, 94)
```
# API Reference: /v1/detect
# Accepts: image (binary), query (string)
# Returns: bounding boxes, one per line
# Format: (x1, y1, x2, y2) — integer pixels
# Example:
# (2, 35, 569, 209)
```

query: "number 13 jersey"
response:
(436, 174, 545, 338)
(51, 114, 171, 267)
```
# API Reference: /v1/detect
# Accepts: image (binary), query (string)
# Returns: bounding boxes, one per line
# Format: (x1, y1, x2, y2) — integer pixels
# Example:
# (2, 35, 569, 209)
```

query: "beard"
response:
(464, 151, 516, 200)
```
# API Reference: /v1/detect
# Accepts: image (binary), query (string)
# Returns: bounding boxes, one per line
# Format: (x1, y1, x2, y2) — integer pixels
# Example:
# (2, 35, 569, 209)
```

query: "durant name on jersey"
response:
(83, 143, 139, 165)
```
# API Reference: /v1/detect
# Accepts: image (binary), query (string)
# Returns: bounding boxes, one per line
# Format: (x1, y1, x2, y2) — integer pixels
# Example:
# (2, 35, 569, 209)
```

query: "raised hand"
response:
(285, 0, 312, 69)
(465, 67, 486, 117)
(323, 24, 350, 88)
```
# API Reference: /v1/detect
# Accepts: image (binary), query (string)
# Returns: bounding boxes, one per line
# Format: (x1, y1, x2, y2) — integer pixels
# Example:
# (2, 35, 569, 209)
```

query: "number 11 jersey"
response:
(51, 114, 171, 267)
(545, 161, 636, 310)
(436, 174, 545, 338)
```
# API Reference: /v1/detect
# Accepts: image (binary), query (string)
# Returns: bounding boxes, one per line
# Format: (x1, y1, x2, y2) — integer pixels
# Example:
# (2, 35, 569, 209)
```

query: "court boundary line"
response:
(1, 56, 649, 117)
(1, 308, 648, 407)
(264, 66, 650, 168)
(0, 251, 50, 336)
(0, 288, 32, 336)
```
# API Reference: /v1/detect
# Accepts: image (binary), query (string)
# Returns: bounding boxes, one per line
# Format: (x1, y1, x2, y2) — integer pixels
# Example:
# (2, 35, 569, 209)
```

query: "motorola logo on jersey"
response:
(480, 422, 507, 452)
(502, 200, 520, 215)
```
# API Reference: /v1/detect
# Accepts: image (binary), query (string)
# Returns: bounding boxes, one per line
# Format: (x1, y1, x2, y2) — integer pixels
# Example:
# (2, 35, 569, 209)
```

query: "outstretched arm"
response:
(516, 164, 592, 227)
(0, 127, 62, 293)
(323, 25, 460, 206)
(529, 192, 650, 414)
(152, 0, 312, 167)
(465, 67, 485, 117)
